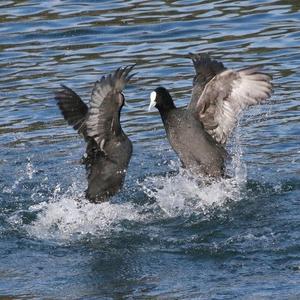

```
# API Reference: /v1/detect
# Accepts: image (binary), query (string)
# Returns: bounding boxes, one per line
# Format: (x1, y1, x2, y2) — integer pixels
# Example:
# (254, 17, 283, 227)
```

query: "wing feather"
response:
(54, 85, 88, 136)
(188, 53, 226, 112)
(85, 65, 135, 146)
(196, 66, 272, 144)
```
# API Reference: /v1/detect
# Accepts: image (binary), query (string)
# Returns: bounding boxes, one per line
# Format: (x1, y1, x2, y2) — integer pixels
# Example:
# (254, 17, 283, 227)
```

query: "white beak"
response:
(148, 91, 157, 111)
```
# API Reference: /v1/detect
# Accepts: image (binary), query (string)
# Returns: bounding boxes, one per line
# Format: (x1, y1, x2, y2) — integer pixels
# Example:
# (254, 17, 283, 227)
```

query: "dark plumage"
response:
(149, 53, 272, 177)
(55, 66, 135, 203)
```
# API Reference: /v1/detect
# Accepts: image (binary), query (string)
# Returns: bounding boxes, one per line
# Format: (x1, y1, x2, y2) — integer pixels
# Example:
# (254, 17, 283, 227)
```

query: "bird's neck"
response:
(158, 106, 176, 125)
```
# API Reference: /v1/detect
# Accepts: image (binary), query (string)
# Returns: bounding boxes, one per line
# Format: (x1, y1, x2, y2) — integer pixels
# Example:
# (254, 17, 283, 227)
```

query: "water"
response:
(1, 0, 300, 298)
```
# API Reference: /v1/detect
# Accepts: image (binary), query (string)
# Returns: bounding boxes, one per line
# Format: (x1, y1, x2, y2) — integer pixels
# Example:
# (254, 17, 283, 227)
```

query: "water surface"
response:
(1, 0, 300, 299)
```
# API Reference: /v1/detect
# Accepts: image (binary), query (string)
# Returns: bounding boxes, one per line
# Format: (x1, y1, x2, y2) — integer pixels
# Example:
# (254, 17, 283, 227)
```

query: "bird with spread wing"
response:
(55, 66, 135, 202)
(149, 54, 272, 177)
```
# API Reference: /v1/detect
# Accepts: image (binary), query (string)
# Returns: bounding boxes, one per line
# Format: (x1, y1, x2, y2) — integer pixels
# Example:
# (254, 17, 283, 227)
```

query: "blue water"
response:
(1, 0, 300, 299)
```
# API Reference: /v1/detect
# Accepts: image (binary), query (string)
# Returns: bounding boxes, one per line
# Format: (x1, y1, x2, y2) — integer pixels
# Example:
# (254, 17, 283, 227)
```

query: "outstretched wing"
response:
(55, 84, 88, 136)
(85, 65, 135, 147)
(188, 53, 226, 112)
(195, 66, 272, 144)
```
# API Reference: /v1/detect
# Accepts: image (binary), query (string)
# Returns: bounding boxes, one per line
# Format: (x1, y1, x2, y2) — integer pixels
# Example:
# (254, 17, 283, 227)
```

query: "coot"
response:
(55, 66, 135, 202)
(149, 54, 272, 177)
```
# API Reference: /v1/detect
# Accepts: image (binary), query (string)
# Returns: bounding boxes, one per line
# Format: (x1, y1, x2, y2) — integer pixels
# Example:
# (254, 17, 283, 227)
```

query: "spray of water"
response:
(16, 137, 248, 242)
(140, 148, 247, 218)
(25, 182, 146, 242)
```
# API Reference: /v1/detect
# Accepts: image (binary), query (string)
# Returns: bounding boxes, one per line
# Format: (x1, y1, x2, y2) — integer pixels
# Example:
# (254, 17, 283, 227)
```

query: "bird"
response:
(55, 66, 135, 203)
(148, 53, 272, 178)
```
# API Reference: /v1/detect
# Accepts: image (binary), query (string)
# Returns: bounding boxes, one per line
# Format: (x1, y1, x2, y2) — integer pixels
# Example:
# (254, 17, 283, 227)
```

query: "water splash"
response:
(23, 138, 247, 243)
(140, 135, 248, 218)
(3, 157, 37, 194)
(25, 182, 146, 242)
(26, 158, 36, 180)
(141, 163, 245, 218)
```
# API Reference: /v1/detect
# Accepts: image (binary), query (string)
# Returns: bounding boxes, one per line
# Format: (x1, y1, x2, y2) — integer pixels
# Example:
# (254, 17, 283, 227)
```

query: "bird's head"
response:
(148, 87, 175, 112)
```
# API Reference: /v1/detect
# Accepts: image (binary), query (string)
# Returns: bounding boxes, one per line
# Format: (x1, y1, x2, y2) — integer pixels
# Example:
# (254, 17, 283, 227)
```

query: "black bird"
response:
(55, 66, 135, 203)
(149, 54, 272, 177)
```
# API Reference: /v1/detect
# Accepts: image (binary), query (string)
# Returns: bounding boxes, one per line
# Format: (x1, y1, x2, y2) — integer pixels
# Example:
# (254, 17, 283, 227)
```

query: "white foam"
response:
(141, 162, 245, 218)
(24, 136, 247, 243)
(25, 182, 147, 242)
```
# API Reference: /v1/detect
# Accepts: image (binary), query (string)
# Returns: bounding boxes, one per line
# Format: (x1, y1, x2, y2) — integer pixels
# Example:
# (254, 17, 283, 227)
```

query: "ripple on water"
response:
(1, 0, 300, 298)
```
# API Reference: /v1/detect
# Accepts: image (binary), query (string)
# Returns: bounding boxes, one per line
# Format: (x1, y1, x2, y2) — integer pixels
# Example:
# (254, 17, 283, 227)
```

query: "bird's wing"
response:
(188, 53, 226, 112)
(55, 85, 88, 136)
(195, 66, 272, 144)
(85, 65, 135, 147)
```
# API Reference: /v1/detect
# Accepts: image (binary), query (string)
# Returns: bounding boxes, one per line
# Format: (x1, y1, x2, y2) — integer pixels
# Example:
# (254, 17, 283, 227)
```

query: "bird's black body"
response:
(55, 66, 134, 203)
(154, 89, 227, 177)
(84, 134, 132, 202)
